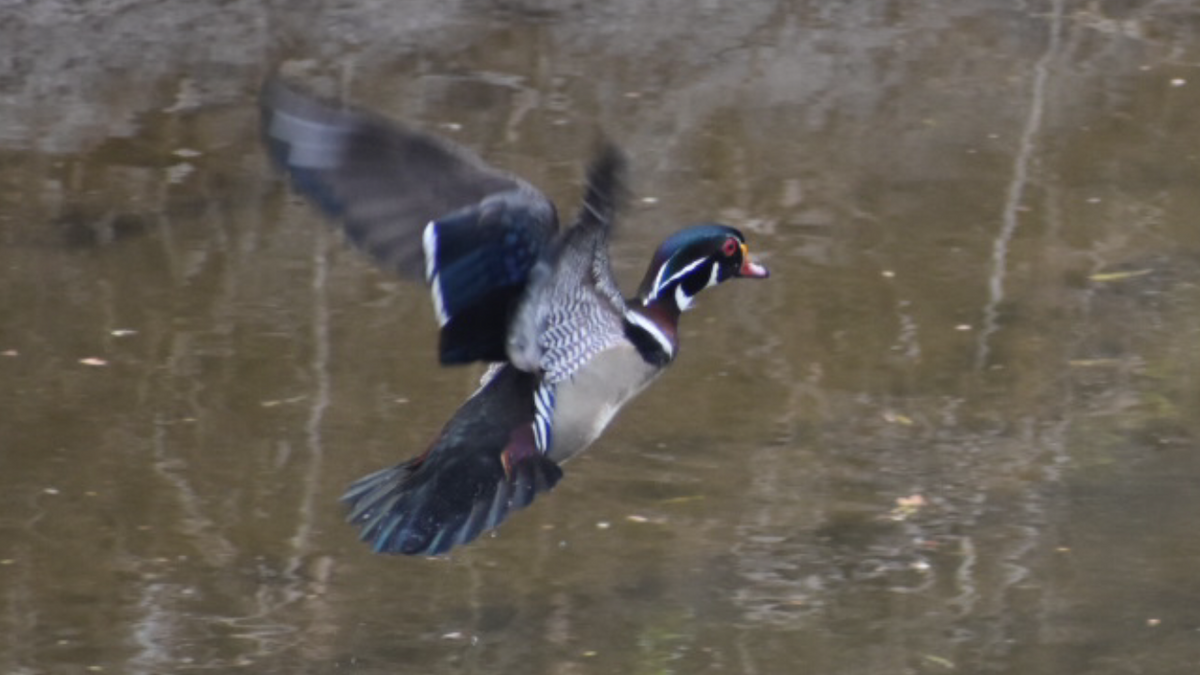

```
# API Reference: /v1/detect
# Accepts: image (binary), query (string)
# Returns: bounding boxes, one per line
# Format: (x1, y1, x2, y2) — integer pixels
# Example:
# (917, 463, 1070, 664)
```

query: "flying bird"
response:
(261, 79, 769, 556)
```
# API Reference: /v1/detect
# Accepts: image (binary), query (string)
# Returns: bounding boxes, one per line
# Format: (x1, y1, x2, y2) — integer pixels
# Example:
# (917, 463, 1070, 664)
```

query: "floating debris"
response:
(79, 357, 109, 366)
(260, 395, 307, 407)
(1089, 269, 1152, 283)
(659, 495, 705, 505)
(921, 654, 955, 670)
(1067, 358, 1123, 368)
(166, 163, 194, 184)
(888, 494, 927, 521)
(624, 514, 667, 524)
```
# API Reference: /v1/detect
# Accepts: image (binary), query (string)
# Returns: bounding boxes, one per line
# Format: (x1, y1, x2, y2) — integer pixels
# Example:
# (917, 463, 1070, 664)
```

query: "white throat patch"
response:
(674, 284, 695, 311)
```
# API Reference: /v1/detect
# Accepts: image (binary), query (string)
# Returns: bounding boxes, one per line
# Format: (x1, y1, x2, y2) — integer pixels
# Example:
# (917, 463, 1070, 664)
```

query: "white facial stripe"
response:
(651, 256, 708, 299)
(650, 261, 669, 300)
(422, 221, 438, 282)
(624, 310, 675, 359)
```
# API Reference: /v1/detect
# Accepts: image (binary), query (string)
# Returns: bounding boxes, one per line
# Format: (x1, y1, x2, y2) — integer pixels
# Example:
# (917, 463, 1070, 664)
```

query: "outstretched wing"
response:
(261, 79, 559, 363)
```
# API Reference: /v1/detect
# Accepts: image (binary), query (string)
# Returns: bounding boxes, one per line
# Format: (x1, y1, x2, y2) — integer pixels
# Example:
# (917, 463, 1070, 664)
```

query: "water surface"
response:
(2, 1, 1200, 673)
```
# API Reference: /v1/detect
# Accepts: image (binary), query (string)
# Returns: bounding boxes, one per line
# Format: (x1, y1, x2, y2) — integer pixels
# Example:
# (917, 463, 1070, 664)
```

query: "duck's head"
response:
(637, 224, 769, 312)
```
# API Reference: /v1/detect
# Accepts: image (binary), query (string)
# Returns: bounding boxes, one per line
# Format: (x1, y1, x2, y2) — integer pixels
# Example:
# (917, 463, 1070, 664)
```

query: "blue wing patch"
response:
(421, 194, 550, 364)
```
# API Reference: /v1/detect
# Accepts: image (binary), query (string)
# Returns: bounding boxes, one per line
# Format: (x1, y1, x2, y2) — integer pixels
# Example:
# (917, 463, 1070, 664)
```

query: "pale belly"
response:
(546, 343, 662, 464)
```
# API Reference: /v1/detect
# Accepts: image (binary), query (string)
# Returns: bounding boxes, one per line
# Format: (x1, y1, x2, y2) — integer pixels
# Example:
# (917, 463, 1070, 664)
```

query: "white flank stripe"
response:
(533, 383, 556, 455)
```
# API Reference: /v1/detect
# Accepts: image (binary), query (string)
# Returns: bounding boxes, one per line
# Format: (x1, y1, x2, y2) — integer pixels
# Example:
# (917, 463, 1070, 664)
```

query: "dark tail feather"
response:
(342, 447, 563, 556)
(575, 141, 628, 234)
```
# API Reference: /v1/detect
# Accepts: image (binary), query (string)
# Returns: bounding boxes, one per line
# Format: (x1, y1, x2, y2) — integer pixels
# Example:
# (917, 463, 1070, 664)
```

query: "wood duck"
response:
(261, 80, 769, 556)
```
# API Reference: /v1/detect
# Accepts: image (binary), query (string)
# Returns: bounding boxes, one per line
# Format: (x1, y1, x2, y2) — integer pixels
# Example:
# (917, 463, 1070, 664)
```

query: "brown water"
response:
(3, 1, 1200, 673)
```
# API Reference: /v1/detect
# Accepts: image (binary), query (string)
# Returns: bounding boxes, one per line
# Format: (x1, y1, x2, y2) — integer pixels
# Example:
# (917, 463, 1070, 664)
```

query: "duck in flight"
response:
(261, 80, 769, 556)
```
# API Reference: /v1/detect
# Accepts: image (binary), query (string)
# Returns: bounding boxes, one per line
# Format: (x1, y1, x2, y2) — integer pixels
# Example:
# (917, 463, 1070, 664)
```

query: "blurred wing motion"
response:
(261, 79, 559, 363)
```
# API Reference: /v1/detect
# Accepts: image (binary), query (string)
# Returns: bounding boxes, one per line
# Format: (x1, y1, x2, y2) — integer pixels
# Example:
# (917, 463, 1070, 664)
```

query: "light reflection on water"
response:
(2, 1, 1200, 674)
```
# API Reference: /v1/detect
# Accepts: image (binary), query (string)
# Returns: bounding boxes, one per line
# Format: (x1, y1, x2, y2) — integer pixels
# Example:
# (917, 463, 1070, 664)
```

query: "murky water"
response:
(3, 1, 1200, 673)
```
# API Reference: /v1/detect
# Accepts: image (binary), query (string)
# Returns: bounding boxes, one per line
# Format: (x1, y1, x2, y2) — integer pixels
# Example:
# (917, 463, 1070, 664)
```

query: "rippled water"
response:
(2, 1, 1199, 673)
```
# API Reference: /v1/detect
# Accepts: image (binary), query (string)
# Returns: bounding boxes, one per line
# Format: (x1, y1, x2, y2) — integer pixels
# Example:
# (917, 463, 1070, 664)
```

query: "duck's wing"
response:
(261, 79, 559, 364)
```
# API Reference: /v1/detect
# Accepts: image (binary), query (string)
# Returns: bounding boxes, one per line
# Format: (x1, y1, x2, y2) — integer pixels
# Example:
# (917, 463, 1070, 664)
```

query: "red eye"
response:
(721, 238, 739, 257)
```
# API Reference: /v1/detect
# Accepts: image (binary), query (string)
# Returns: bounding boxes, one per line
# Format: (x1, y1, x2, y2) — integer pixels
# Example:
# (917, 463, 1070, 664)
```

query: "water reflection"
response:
(2, 1, 1199, 674)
